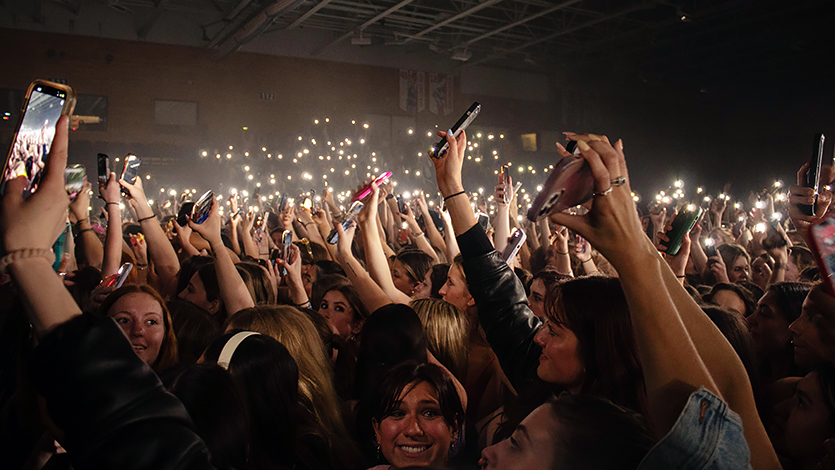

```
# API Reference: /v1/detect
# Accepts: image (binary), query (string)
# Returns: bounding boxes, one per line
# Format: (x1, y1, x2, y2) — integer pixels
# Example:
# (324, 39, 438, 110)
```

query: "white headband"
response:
(217, 331, 260, 369)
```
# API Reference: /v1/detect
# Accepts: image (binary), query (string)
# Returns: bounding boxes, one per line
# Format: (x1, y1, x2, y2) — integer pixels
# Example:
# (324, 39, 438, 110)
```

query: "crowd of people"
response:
(2, 113, 835, 470)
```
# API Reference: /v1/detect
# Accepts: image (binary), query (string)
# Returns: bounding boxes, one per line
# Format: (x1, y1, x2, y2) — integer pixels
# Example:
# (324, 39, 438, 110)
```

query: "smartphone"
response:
(327, 201, 364, 244)
(177, 202, 195, 227)
(352, 171, 393, 202)
(397, 195, 407, 214)
(762, 215, 788, 250)
(278, 193, 289, 213)
(704, 240, 718, 258)
(64, 164, 86, 199)
(526, 153, 595, 222)
(97, 153, 110, 186)
(810, 213, 835, 296)
(500, 165, 511, 204)
(502, 228, 527, 262)
(281, 230, 293, 274)
(429, 102, 481, 159)
(108, 263, 134, 289)
(476, 212, 489, 231)
(799, 134, 825, 217)
(660, 206, 703, 256)
(191, 190, 214, 224)
(2, 80, 76, 198)
(120, 154, 141, 197)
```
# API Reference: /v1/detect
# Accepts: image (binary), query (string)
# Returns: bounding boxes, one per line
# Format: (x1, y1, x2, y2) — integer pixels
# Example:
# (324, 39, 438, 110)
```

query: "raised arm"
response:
(493, 175, 511, 254)
(120, 176, 180, 294)
(551, 134, 780, 470)
(359, 183, 412, 304)
(187, 198, 255, 316)
(414, 191, 447, 257)
(399, 202, 439, 263)
(334, 220, 394, 313)
(100, 172, 123, 277)
(1, 116, 82, 336)
(69, 181, 104, 270)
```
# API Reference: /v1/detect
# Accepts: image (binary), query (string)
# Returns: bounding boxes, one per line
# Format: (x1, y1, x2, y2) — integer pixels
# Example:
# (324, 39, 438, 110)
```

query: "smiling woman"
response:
(365, 361, 465, 469)
(98, 284, 178, 372)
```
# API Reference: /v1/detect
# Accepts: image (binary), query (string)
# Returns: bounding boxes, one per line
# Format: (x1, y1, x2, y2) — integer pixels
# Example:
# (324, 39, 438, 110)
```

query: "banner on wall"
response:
(399, 69, 422, 113)
(429, 73, 454, 116)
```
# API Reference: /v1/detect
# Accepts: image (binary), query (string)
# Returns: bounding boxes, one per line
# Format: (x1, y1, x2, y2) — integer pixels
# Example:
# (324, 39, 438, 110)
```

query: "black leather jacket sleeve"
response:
(457, 225, 543, 390)
(28, 312, 216, 470)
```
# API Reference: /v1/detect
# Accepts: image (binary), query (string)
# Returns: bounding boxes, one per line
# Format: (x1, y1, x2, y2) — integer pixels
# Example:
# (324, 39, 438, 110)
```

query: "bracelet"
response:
(555, 251, 569, 255)
(386, 194, 394, 200)
(412, 232, 425, 239)
(137, 215, 155, 223)
(295, 301, 311, 308)
(0, 248, 56, 275)
(74, 218, 90, 227)
(675, 275, 685, 279)
(105, 201, 120, 207)
(443, 191, 466, 202)
(581, 258, 594, 263)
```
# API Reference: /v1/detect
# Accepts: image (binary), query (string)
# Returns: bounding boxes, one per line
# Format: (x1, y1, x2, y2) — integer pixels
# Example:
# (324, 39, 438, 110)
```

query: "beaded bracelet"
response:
(0, 248, 56, 275)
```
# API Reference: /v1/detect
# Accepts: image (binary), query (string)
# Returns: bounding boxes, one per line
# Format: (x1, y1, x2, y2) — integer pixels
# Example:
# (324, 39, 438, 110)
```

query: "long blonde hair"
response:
(410, 298, 469, 382)
(225, 306, 348, 436)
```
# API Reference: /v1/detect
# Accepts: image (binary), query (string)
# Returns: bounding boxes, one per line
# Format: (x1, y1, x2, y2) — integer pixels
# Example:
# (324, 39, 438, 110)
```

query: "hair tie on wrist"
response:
(443, 191, 466, 202)
(105, 201, 120, 207)
(137, 215, 155, 223)
(0, 249, 56, 275)
(675, 275, 685, 279)
(556, 251, 569, 255)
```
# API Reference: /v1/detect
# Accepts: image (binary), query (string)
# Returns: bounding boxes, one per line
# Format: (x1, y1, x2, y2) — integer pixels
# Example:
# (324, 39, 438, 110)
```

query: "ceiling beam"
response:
(137, 0, 171, 40)
(400, 0, 504, 44)
(468, 2, 651, 66)
(452, 0, 583, 50)
(309, 0, 417, 56)
(285, 0, 335, 29)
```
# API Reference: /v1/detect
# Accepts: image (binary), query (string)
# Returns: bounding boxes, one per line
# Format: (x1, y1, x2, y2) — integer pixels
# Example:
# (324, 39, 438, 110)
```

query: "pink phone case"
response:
(526, 155, 595, 222)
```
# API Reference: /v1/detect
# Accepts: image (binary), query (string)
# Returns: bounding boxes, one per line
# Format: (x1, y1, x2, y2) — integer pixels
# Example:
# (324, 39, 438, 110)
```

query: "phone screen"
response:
(97, 153, 110, 185)
(3, 84, 69, 196)
(811, 214, 835, 295)
(121, 154, 140, 184)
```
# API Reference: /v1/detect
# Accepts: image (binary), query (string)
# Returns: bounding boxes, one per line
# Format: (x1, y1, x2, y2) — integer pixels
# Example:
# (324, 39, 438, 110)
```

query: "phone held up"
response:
(660, 205, 703, 256)
(429, 102, 481, 159)
(191, 190, 214, 224)
(328, 201, 364, 245)
(501, 228, 527, 263)
(810, 213, 835, 296)
(108, 263, 134, 289)
(120, 154, 141, 197)
(1, 80, 76, 198)
(97, 153, 110, 186)
(352, 171, 393, 203)
(527, 140, 595, 222)
(798, 133, 826, 217)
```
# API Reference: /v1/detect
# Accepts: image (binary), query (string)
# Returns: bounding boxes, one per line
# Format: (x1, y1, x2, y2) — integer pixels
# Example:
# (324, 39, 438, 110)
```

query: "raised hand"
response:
(789, 161, 833, 241)
(429, 130, 467, 197)
(186, 197, 222, 247)
(68, 180, 92, 224)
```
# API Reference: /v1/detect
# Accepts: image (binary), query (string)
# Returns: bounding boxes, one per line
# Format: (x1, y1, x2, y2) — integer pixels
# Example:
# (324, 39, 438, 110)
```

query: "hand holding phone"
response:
(328, 201, 364, 245)
(352, 171, 393, 202)
(2, 80, 76, 198)
(429, 102, 481, 159)
(502, 228, 527, 262)
(191, 190, 214, 224)
(119, 154, 141, 198)
(97, 153, 110, 186)
(659, 206, 703, 256)
(107, 263, 134, 289)
(798, 134, 826, 217)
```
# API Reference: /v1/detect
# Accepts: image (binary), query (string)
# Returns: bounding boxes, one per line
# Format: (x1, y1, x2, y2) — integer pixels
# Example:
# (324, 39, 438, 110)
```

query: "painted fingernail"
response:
(577, 140, 592, 151)
(447, 129, 454, 137)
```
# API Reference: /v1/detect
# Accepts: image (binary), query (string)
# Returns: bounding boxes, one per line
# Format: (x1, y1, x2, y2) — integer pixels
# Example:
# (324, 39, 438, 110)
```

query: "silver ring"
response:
(593, 186, 613, 197)
(611, 176, 627, 186)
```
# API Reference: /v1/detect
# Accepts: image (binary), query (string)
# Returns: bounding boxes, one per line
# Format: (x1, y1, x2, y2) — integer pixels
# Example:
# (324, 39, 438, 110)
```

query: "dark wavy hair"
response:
(365, 361, 464, 465)
(703, 282, 757, 317)
(545, 276, 644, 414)
(396, 249, 436, 285)
(768, 282, 812, 324)
(203, 332, 304, 470)
(166, 364, 249, 470)
(544, 394, 653, 469)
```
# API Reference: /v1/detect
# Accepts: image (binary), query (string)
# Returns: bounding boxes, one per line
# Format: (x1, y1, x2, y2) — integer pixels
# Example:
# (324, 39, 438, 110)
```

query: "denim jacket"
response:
(638, 387, 753, 470)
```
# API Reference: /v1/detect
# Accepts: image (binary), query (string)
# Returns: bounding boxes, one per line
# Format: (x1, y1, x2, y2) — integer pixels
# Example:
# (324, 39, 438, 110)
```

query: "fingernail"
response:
(616, 139, 624, 150)
(587, 134, 601, 142)
(577, 140, 592, 151)
(447, 129, 454, 137)
(563, 131, 576, 135)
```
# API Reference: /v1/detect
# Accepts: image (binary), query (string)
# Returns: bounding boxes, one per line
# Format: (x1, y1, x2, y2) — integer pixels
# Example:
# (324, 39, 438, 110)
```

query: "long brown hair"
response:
(545, 276, 644, 413)
(98, 284, 178, 372)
